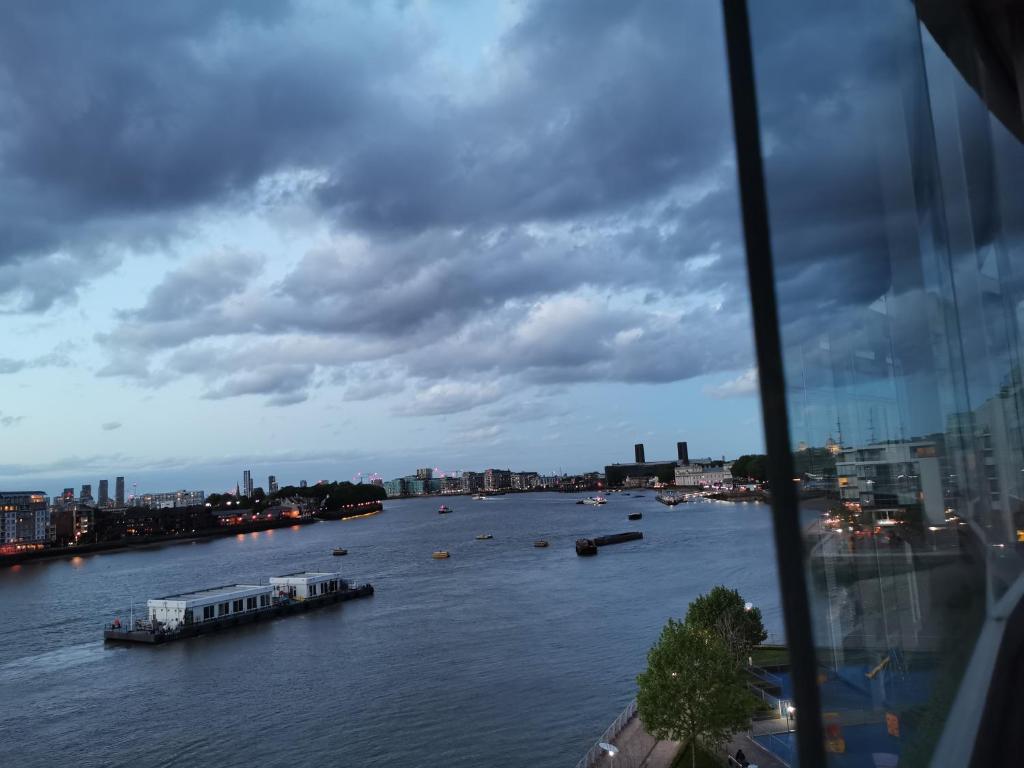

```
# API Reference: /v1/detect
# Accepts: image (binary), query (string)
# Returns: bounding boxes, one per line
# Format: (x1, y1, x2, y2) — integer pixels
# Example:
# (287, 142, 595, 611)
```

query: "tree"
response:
(685, 586, 767, 663)
(637, 620, 752, 768)
(730, 454, 767, 481)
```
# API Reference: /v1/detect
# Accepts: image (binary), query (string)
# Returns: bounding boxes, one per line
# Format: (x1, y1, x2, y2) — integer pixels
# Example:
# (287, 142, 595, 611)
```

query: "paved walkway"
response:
(592, 714, 681, 768)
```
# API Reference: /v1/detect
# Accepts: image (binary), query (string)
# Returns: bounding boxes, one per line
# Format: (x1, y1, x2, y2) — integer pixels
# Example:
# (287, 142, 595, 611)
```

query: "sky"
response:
(0, 0, 765, 496)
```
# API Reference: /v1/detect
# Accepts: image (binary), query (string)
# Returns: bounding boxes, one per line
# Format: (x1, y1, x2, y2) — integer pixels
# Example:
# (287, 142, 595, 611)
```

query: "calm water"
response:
(0, 493, 781, 768)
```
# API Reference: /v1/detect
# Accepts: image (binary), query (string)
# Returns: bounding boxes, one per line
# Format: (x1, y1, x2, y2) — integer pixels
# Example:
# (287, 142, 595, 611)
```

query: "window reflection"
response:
(745, 0, 1024, 764)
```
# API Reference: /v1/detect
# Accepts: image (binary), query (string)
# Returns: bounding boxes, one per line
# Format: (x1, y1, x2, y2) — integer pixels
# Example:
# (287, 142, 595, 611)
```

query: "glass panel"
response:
(745, 1, 1024, 765)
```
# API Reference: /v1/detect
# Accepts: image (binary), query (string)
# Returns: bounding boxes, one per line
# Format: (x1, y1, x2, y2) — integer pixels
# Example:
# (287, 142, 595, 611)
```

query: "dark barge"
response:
(104, 581, 374, 645)
(575, 530, 643, 556)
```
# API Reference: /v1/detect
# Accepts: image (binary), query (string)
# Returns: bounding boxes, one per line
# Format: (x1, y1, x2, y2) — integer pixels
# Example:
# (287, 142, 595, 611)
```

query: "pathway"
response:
(591, 714, 680, 768)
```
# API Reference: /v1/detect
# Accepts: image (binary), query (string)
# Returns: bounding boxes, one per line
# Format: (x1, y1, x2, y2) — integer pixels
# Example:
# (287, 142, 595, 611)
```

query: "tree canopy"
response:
(685, 586, 768, 663)
(729, 454, 767, 481)
(272, 481, 385, 511)
(637, 620, 752, 768)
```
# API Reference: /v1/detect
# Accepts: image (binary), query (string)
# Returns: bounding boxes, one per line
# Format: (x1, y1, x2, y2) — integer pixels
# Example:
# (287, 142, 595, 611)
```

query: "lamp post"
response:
(786, 704, 796, 733)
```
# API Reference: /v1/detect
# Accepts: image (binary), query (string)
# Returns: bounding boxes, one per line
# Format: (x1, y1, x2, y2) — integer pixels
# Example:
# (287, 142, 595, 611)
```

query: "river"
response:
(0, 492, 782, 768)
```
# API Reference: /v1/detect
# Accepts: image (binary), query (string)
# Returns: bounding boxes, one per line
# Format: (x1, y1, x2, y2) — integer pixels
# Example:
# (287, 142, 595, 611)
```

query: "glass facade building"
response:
(724, 1, 1024, 765)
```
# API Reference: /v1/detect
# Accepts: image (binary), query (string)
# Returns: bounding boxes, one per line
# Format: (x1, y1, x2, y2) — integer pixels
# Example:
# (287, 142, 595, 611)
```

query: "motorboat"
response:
(438, 504, 453, 514)
(533, 539, 550, 548)
(628, 512, 642, 521)
(475, 533, 494, 540)
(332, 547, 348, 556)
(581, 496, 607, 506)
(472, 494, 487, 500)
(432, 550, 450, 559)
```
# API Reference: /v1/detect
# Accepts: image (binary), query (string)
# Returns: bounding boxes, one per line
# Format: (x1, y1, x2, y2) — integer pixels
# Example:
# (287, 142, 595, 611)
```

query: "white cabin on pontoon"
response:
(269, 571, 346, 600)
(147, 584, 273, 630)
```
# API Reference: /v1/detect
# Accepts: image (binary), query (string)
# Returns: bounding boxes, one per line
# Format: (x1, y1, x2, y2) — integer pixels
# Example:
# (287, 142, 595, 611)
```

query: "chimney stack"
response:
(677, 441, 689, 465)
(634, 443, 646, 463)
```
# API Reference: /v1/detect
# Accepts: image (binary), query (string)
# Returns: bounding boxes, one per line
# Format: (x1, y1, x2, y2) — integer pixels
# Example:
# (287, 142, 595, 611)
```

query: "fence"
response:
(574, 699, 638, 768)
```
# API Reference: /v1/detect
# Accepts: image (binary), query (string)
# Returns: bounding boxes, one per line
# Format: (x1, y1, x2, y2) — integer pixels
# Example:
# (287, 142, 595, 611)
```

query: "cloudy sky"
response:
(0, 0, 764, 495)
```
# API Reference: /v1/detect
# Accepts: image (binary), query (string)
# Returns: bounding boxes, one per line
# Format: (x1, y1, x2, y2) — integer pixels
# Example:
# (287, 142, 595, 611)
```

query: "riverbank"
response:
(0, 516, 319, 566)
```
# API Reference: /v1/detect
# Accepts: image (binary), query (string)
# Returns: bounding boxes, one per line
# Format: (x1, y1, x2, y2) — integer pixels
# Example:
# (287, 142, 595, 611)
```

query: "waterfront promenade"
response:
(588, 710, 791, 768)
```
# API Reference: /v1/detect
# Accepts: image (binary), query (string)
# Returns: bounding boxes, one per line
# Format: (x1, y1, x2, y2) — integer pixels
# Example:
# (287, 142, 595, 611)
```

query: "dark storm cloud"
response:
(0, 0, 414, 308)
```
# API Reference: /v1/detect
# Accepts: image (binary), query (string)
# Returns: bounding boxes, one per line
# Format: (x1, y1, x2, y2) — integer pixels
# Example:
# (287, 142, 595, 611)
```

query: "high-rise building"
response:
(98, 479, 109, 506)
(268, 475, 279, 494)
(115, 476, 125, 507)
(0, 492, 49, 547)
(415, 468, 433, 481)
(80, 484, 93, 504)
(634, 443, 646, 463)
(299, 480, 308, 488)
(242, 470, 253, 498)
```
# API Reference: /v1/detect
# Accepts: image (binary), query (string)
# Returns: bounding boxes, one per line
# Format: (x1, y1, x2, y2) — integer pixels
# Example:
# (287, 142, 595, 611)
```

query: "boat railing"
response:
(574, 698, 637, 768)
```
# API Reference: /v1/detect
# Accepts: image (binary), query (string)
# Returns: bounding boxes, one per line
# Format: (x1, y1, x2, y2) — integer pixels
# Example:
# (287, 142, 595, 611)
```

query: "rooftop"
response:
(157, 584, 268, 600)
(272, 571, 338, 578)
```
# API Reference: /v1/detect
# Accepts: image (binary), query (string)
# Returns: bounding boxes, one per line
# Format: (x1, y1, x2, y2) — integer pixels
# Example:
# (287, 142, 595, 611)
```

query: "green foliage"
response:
(637, 619, 752, 761)
(685, 586, 767, 663)
(730, 454, 767, 481)
(271, 481, 385, 511)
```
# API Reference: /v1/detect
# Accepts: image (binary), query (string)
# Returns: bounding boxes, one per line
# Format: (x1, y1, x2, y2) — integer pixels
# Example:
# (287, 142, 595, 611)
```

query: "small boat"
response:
(438, 504, 453, 514)
(533, 539, 550, 548)
(581, 496, 607, 506)
(432, 550, 450, 559)
(475, 533, 494, 540)
(628, 512, 642, 521)
(332, 548, 348, 556)
(472, 494, 487, 500)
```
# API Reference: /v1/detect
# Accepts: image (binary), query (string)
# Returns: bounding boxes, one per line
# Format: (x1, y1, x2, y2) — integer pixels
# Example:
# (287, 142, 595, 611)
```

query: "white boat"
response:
(472, 494, 487, 500)
(581, 496, 607, 506)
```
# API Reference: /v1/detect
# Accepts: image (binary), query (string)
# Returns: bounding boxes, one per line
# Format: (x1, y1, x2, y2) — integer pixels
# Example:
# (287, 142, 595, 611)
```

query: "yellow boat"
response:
(432, 550, 450, 559)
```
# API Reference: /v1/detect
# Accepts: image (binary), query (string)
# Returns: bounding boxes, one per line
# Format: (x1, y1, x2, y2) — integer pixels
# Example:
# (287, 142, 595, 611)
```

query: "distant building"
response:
(460, 472, 483, 493)
(242, 470, 253, 498)
(98, 479, 109, 506)
(440, 476, 462, 494)
(371, 477, 384, 487)
(268, 475, 279, 494)
(383, 479, 406, 498)
(511, 472, 539, 490)
(115, 476, 125, 507)
(0, 492, 50, 548)
(416, 468, 433, 481)
(604, 461, 676, 487)
(484, 469, 512, 491)
(605, 439, 694, 487)
(80, 484, 93, 505)
(131, 490, 206, 509)
(299, 480, 308, 488)
(674, 463, 731, 488)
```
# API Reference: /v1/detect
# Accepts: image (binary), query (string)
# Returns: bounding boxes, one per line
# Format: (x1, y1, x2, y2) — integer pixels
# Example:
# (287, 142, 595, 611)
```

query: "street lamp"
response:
(600, 742, 618, 759)
(786, 704, 796, 733)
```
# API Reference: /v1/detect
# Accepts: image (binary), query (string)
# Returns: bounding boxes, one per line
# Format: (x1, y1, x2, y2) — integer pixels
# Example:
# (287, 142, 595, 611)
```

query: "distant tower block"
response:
(677, 441, 689, 465)
(634, 443, 646, 463)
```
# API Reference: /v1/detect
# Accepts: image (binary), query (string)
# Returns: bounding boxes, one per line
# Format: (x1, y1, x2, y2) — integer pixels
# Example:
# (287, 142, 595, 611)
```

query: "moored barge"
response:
(104, 571, 373, 645)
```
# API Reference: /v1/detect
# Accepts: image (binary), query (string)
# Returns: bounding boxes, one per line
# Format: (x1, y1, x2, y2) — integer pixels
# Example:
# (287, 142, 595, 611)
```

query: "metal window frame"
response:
(721, 2, 826, 765)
